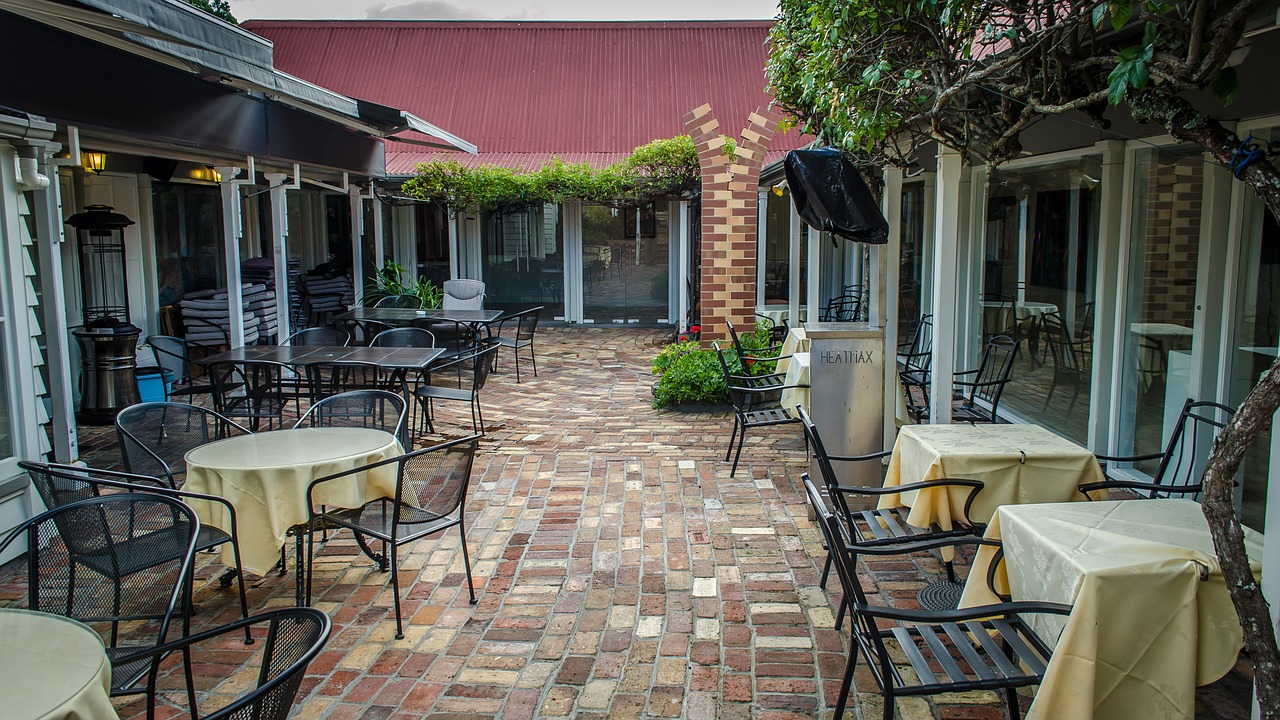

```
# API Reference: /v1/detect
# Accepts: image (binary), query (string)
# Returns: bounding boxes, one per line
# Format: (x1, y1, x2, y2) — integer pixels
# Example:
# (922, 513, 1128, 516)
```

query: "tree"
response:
(183, 0, 237, 24)
(767, 0, 1280, 713)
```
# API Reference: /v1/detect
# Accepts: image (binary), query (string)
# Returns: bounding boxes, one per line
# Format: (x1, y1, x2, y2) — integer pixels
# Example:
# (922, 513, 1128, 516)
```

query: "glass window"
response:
(980, 157, 1102, 443)
(414, 203, 450, 288)
(763, 189, 790, 304)
(899, 184, 926, 345)
(581, 203, 669, 324)
(1118, 146, 1204, 469)
(152, 182, 225, 306)
(482, 204, 564, 318)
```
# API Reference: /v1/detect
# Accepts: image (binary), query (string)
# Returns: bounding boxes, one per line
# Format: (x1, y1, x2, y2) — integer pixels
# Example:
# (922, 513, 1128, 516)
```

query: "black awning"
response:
(783, 148, 888, 244)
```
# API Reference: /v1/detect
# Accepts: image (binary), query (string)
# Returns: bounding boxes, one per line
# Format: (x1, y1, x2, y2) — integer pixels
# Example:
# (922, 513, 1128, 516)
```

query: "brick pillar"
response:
(682, 103, 780, 344)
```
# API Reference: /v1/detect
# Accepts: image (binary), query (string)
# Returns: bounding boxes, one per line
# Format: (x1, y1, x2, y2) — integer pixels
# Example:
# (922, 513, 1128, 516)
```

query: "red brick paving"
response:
(0, 327, 1254, 719)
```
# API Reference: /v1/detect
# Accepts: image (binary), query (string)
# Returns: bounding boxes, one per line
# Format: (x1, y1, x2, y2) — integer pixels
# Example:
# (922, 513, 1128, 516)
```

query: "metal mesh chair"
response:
(305, 361, 396, 404)
(293, 389, 408, 449)
(306, 435, 480, 638)
(283, 327, 351, 347)
(115, 402, 251, 488)
(493, 306, 542, 382)
(209, 360, 290, 431)
(804, 476, 1071, 720)
(0, 493, 200, 712)
(19, 460, 251, 639)
(374, 294, 423, 309)
(413, 339, 501, 435)
(122, 608, 330, 720)
(147, 335, 215, 404)
(371, 327, 436, 348)
(712, 342, 805, 477)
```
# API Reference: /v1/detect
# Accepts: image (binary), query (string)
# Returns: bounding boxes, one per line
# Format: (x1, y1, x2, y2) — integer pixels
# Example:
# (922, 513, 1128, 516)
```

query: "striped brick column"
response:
(682, 103, 780, 344)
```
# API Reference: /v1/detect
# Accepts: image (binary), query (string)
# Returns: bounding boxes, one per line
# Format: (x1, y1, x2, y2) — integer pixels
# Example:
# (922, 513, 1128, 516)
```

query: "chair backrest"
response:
(203, 608, 331, 720)
(350, 319, 394, 346)
(442, 279, 485, 311)
(284, 327, 351, 347)
(372, 327, 436, 348)
(146, 335, 192, 384)
(392, 435, 479, 532)
(796, 406, 858, 524)
(1150, 398, 1235, 497)
(417, 319, 477, 354)
(306, 361, 391, 401)
(293, 390, 407, 448)
(0, 493, 197, 645)
(514, 306, 542, 341)
(723, 320, 751, 367)
(469, 339, 502, 394)
(903, 315, 934, 372)
(208, 360, 288, 427)
(982, 294, 1014, 337)
(711, 342, 778, 413)
(374, 294, 423, 309)
(115, 402, 251, 487)
(1040, 313, 1086, 373)
(962, 335, 1019, 415)
(756, 314, 789, 345)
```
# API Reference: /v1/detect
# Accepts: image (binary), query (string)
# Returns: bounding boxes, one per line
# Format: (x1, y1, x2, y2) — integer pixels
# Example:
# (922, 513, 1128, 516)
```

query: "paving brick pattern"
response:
(1, 327, 1253, 719)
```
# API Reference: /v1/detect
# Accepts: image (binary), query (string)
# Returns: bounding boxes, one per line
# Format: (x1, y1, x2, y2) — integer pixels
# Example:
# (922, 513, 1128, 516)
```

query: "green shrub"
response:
(651, 341, 740, 409)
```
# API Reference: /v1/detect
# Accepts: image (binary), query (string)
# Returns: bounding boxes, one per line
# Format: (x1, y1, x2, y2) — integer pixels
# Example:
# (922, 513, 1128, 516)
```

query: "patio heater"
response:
(67, 204, 140, 424)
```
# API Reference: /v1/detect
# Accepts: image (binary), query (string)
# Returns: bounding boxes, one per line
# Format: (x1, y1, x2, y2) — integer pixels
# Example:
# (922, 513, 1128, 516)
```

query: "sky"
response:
(226, 0, 780, 21)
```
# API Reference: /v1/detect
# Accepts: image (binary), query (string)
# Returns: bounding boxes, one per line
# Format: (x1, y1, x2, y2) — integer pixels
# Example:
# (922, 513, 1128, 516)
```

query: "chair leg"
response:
(459, 523, 477, 604)
(730, 424, 747, 477)
(833, 638, 860, 720)
(529, 342, 537, 378)
(229, 539, 253, 644)
(390, 543, 404, 640)
(945, 560, 957, 583)
(514, 346, 522, 383)
(882, 687, 895, 720)
(834, 594, 848, 630)
(819, 552, 832, 589)
(725, 417, 739, 462)
(1005, 686, 1021, 720)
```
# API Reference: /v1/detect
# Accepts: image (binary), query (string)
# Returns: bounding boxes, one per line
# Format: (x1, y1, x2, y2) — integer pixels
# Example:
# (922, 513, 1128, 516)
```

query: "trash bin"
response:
(135, 366, 174, 403)
(805, 322, 886, 509)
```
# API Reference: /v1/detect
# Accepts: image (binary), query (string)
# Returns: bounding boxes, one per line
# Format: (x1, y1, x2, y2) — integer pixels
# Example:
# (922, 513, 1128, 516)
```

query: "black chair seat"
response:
(196, 524, 232, 552)
(849, 505, 949, 545)
(741, 407, 797, 426)
(495, 336, 531, 350)
(873, 616, 1051, 694)
(415, 385, 472, 403)
(76, 525, 195, 578)
(107, 646, 156, 693)
(324, 499, 461, 543)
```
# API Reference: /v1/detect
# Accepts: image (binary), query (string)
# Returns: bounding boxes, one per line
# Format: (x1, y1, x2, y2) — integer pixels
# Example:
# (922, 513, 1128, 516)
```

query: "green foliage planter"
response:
(651, 341, 732, 410)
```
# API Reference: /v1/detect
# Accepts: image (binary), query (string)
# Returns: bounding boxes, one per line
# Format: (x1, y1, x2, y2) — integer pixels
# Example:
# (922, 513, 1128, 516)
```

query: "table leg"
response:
(296, 533, 306, 607)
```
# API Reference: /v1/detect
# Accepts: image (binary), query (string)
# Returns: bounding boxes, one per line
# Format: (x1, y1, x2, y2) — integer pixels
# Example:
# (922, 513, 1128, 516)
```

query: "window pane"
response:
(152, 182, 225, 306)
(899, 184, 926, 345)
(482, 204, 564, 318)
(763, 189, 790, 304)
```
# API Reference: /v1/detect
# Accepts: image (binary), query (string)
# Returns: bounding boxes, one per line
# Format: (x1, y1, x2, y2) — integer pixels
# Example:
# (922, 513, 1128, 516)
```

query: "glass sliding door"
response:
(414, 203, 451, 288)
(899, 184, 926, 346)
(152, 182, 226, 305)
(581, 203, 670, 324)
(481, 204, 564, 318)
(763, 189, 790, 305)
(979, 158, 1102, 443)
(1117, 145, 1204, 470)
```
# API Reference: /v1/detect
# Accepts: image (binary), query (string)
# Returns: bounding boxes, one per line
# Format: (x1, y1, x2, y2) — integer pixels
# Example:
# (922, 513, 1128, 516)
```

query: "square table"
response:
(959, 499, 1263, 720)
(333, 307, 503, 328)
(881, 423, 1104, 531)
(197, 345, 444, 371)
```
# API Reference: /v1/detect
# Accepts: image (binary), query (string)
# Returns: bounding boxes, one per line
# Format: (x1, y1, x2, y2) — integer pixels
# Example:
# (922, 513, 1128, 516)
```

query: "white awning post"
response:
(372, 193, 385, 271)
(678, 200, 690, 331)
(880, 168, 904, 445)
(264, 172, 291, 342)
(756, 188, 767, 312)
(806, 225, 820, 319)
(788, 200, 801, 325)
(930, 148, 963, 424)
(32, 145, 78, 461)
(216, 166, 246, 347)
(349, 185, 364, 305)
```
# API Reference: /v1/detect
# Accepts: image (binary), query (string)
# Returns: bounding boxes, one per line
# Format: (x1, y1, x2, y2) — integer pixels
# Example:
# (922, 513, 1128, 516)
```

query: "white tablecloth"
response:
(780, 352, 810, 412)
(185, 427, 403, 574)
(0, 609, 118, 720)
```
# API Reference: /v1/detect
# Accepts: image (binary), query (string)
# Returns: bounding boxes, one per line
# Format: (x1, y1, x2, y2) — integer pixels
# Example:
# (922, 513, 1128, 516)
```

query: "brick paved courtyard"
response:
(1, 327, 1254, 719)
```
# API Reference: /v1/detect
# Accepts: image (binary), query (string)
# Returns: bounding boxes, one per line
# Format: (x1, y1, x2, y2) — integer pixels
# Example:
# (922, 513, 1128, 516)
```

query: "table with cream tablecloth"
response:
(0, 608, 119, 720)
(880, 423, 1104, 531)
(780, 352, 810, 413)
(184, 427, 404, 576)
(958, 499, 1263, 720)
(776, 327, 809, 374)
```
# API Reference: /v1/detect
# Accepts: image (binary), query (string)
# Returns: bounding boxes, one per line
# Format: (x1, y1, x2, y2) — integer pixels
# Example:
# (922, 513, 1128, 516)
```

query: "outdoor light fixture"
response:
(192, 165, 222, 182)
(81, 151, 107, 174)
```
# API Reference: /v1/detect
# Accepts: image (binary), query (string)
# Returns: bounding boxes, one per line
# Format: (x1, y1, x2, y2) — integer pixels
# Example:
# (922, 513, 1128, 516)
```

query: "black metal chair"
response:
(797, 406, 983, 605)
(305, 360, 395, 404)
(413, 338, 501, 435)
(725, 318, 794, 374)
(0, 494, 200, 717)
(208, 360, 290, 431)
(146, 335, 216, 404)
(903, 335, 1019, 424)
(493, 306, 543, 383)
(1082, 398, 1235, 500)
(115, 402, 252, 488)
(897, 314, 933, 383)
(1040, 312, 1090, 412)
(375, 294, 423, 309)
(18, 460, 252, 639)
(122, 608, 331, 720)
(283, 326, 351, 347)
(371, 327, 437, 348)
(804, 476, 1072, 720)
(307, 435, 480, 638)
(349, 319, 394, 346)
(293, 389, 408, 450)
(755, 313, 790, 346)
(712, 342, 805, 477)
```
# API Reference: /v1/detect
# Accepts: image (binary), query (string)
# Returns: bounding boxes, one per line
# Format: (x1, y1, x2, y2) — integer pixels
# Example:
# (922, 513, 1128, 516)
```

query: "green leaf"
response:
(1092, 2, 1110, 29)
(1106, 67, 1130, 105)
(1212, 67, 1240, 106)
(1110, 0, 1132, 32)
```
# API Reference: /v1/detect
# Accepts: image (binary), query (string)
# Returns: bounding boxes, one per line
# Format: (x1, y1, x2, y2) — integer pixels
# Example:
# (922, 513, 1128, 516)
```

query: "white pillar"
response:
(1016, 193, 1029, 302)
(880, 167, 904, 445)
(1089, 140, 1127, 452)
(806, 225, 820, 318)
(921, 172, 937, 312)
(215, 166, 245, 347)
(788, 201, 801, 324)
(31, 147, 77, 461)
(563, 200, 583, 322)
(265, 173, 291, 342)
(1190, 158, 1232, 405)
(349, 187, 364, 303)
(1065, 181, 1082, 329)
(672, 200, 690, 330)
(756, 188, 768, 311)
(930, 148, 963, 423)
(372, 196, 385, 271)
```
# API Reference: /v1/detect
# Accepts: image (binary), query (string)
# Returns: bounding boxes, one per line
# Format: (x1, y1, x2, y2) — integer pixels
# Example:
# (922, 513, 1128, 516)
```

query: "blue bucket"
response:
(136, 367, 175, 403)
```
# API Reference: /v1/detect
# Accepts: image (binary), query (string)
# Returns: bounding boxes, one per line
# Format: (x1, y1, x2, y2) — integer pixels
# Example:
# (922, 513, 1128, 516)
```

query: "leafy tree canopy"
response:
(183, 0, 237, 24)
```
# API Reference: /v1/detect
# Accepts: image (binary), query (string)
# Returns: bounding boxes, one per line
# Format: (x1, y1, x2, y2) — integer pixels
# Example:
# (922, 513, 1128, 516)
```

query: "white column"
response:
(349, 187, 364, 302)
(372, 196, 385, 270)
(31, 147, 77, 461)
(756, 188, 768, 311)
(1065, 180, 1082, 329)
(880, 167, 903, 445)
(957, 167, 982, 368)
(1015, 193, 1029, 303)
(1190, 158, 1232, 405)
(806, 225, 820, 318)
(788, 201, 801, 324)
(447, 209, 459, 280)
(930, 148, 963, 423)
(563, 200, 583, 322)
(678, 200, 690, 331)
(265, 173, 292, 342)
(921, 172, 937, 312)
(215, 166, 245, 347)
(1089, 140, 1127, 452)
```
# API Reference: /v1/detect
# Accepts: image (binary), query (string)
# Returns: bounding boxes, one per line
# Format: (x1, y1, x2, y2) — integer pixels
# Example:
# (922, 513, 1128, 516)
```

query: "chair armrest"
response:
(306, 453, 404, 511)
(952, 378, 1010, 389)
(853, 599, 1074, 623)
(1095, 451, 1163, 463)
(1077, 479, 1201, 498)
(837, 533, 995, 557)
(831, 477, 983, 496)
(825, 449, 893, 463)
(952, 368, 980, 378)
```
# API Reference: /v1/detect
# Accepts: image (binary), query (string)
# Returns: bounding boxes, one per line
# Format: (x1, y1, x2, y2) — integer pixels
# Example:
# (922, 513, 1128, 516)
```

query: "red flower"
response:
(679, 334, 689, 342)
(690, 325, 701, 333)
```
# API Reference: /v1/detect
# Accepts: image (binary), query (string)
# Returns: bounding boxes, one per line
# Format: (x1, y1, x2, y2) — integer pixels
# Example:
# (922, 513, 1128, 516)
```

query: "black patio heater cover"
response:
(783, 148, 889, 244)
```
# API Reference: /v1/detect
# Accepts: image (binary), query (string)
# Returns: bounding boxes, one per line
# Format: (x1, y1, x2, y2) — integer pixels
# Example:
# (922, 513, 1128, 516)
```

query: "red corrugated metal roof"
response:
(244, 20, 809, 175)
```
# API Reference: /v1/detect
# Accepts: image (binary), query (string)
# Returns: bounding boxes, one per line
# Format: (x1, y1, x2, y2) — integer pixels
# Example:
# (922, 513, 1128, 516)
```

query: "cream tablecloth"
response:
(780, 352, 810, 412)
(881, 424, 1103, 529)
(0, 608, 118, 720)
(776, 327, 809, 374)
(959, 500, 1263, 720)
(185, 427, 403, 574)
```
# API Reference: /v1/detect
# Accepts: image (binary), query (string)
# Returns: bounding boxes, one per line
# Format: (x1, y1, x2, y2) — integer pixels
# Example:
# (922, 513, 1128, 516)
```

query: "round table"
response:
(0, 608, 118, 720)
(184, 427, 403, 582)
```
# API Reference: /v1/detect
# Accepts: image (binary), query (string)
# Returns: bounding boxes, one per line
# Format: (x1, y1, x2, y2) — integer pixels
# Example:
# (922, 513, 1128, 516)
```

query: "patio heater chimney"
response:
(66, 204, 141, 424)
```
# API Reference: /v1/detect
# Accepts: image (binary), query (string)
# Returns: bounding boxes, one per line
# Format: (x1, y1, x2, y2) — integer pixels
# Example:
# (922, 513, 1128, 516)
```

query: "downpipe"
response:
(15, 145, 49, 191)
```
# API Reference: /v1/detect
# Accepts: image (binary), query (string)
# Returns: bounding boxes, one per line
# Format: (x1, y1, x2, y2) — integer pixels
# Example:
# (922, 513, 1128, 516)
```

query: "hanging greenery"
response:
(400, 135, 701, 213)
